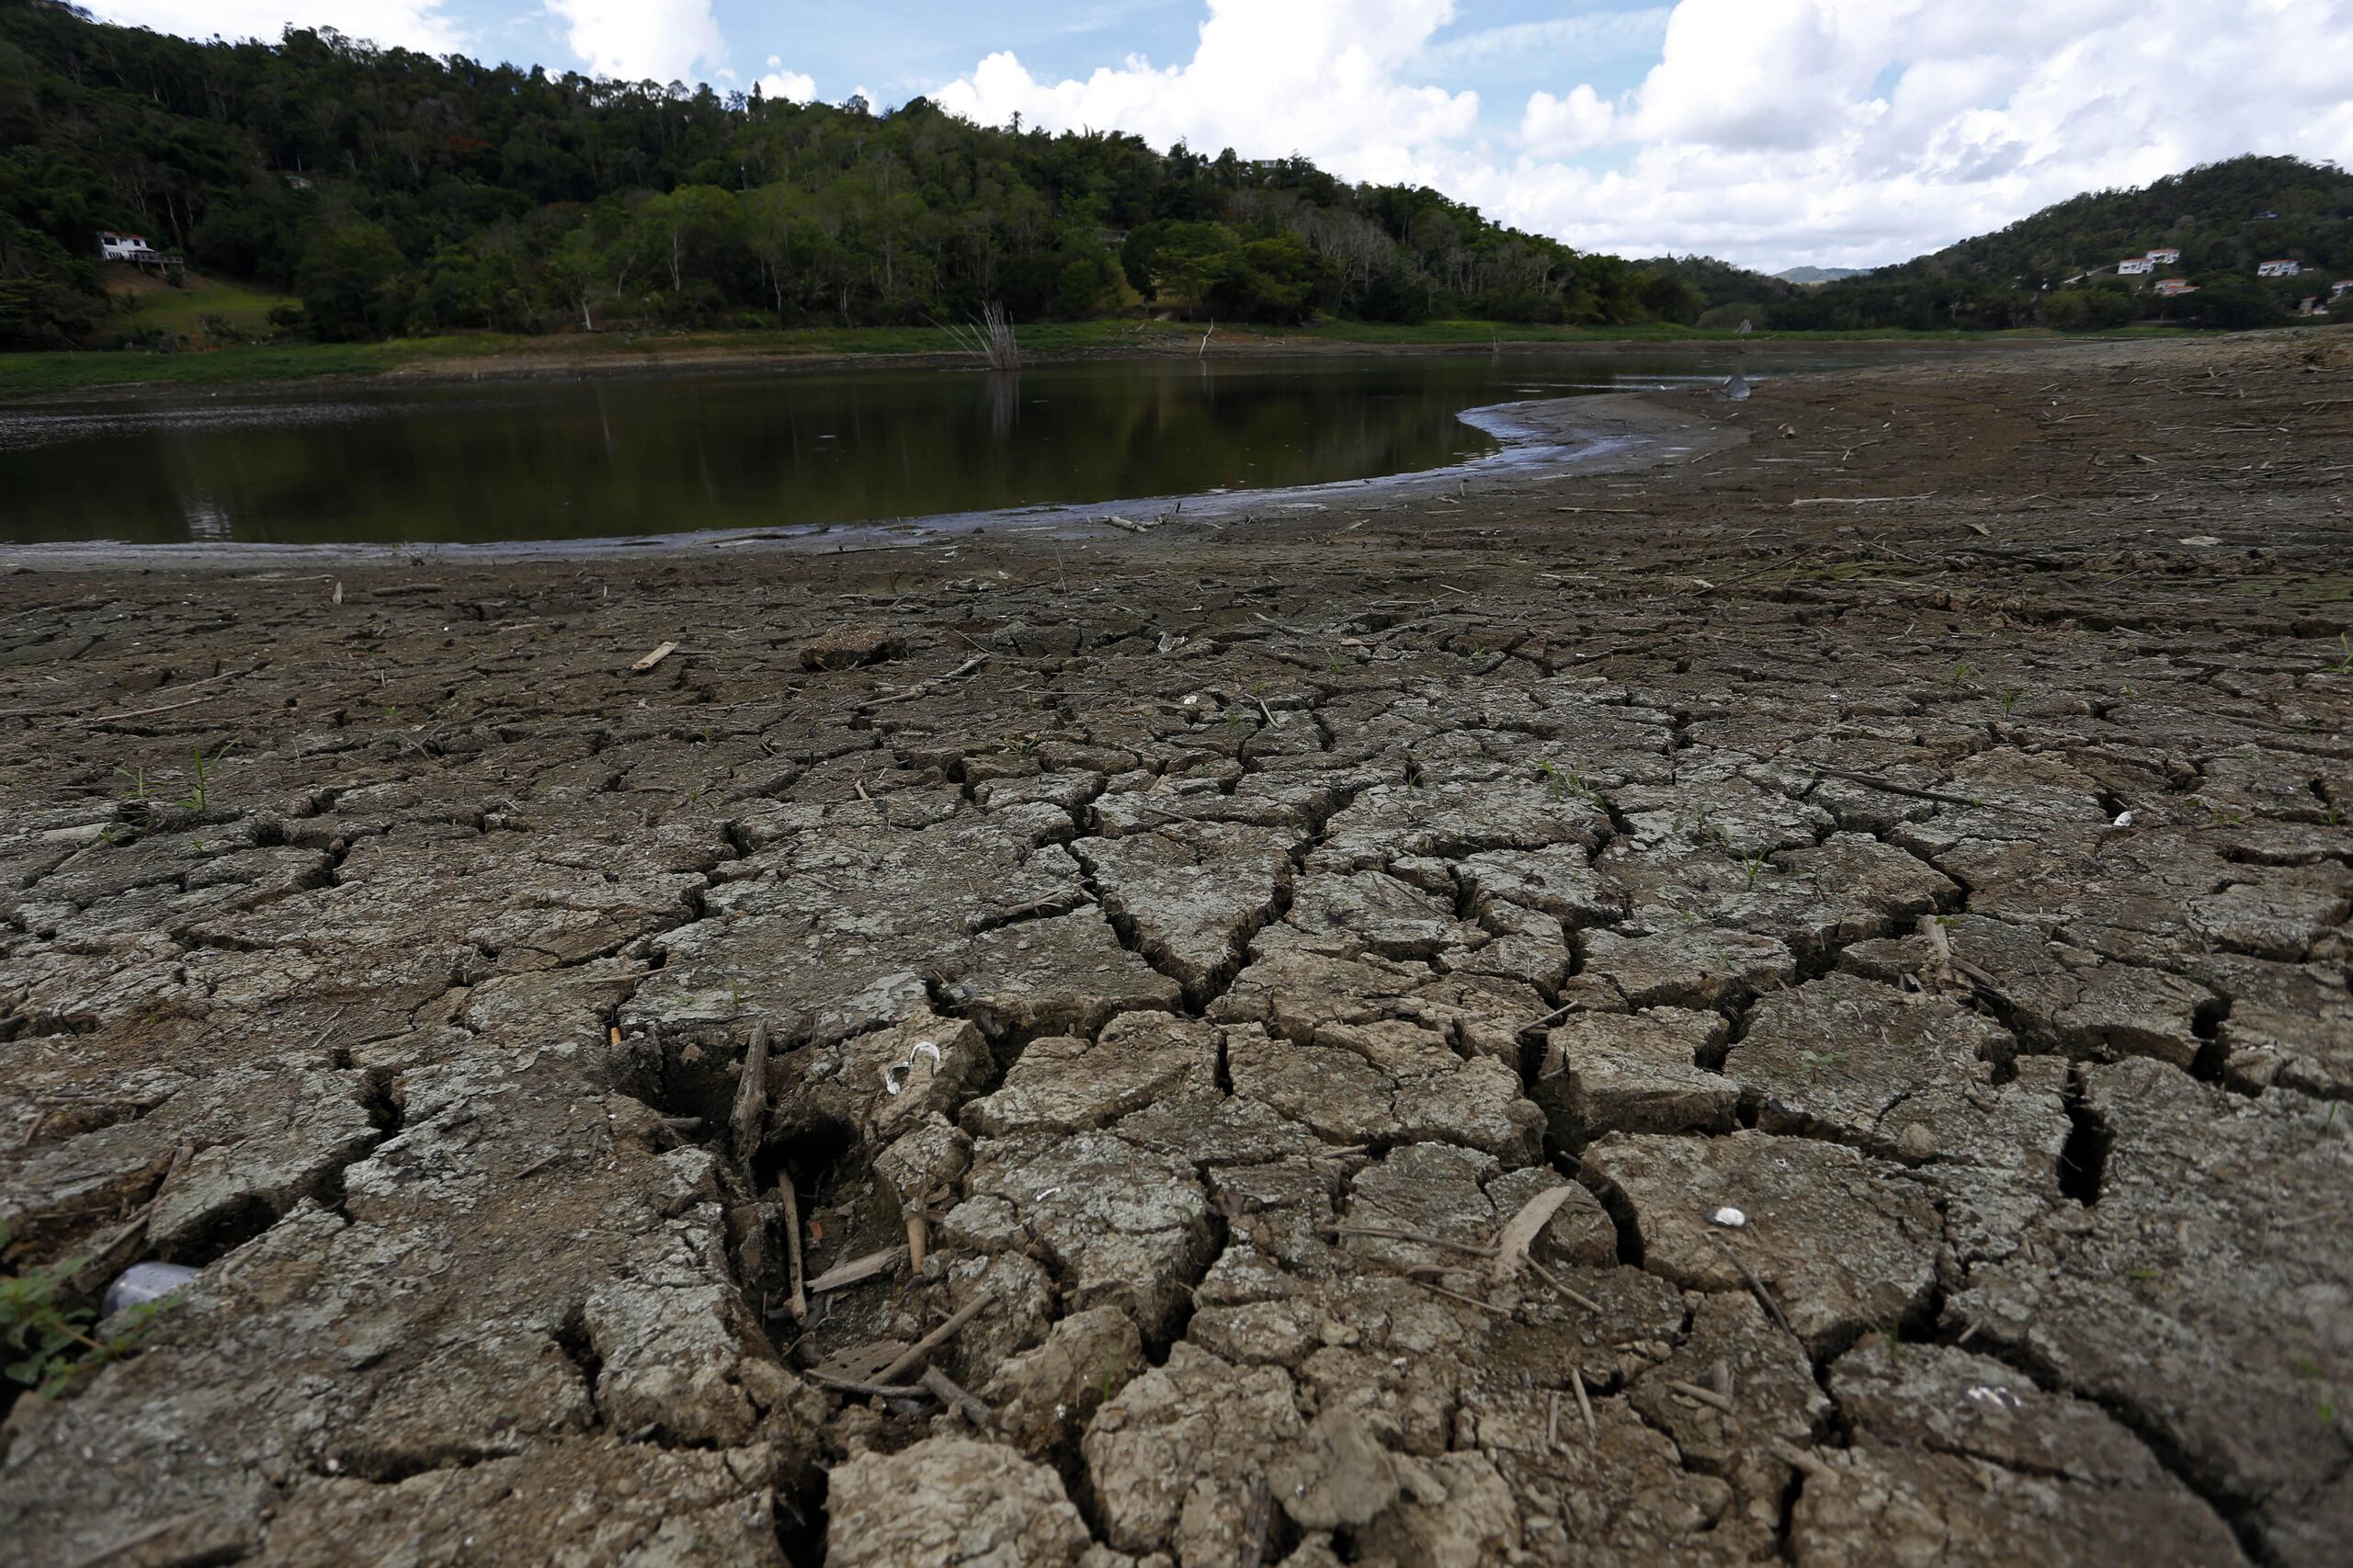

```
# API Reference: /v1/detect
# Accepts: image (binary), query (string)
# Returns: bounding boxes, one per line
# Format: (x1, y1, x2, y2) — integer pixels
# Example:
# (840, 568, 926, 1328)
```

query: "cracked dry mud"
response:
(3, 329, 2349, 1567)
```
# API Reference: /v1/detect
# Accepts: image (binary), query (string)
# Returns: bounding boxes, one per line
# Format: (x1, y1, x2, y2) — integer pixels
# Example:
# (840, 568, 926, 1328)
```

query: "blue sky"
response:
(87, 1, 2353, 271)
(732, 1, 1670, 131)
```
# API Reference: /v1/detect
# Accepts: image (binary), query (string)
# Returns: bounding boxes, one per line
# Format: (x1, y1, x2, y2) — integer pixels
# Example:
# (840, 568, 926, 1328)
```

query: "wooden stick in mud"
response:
(1718, 1241, 1795, 1338)
(779, 1174, 808, 1324)
(1320, 1223, 1495, 1256)
(860, 654, 990, 707)
(802, 1370, 926, 1399)
(919, 1365, 993, 1425)
(905, 1201, 929, 1273)
(1665, 1379, 1734, 1415)
(730, 1022, 769, 1172)
(805, 1244, 907, 1294)
(1527, 1259, 1604, 1315)
(876, 1294, 990, 1384)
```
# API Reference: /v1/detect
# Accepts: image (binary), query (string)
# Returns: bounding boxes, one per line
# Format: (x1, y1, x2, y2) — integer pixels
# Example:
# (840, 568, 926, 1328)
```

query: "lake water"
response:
(0, 350, 1856, 546)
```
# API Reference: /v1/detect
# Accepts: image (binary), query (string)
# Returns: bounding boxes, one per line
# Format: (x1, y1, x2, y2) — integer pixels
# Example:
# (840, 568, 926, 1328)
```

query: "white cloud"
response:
(933, 0, 1478, 185)
(545, 0, 724, 84)
(1625, 0, 1873, 152)
(87, 0, 460, 52)
(1421, 8, 1672, 74)
(759, 56, 817, 104)
(1520, 85, 1616, 156)
(932, 0, 2353, 271)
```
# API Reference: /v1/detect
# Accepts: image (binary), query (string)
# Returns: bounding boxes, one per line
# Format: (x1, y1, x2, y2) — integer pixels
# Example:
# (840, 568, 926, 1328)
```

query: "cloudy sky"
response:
(87, 0, 2353, 271)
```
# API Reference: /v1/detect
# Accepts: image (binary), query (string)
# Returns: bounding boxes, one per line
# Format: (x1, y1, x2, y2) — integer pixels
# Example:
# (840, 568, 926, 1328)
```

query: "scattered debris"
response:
(801, 621, 905, 670)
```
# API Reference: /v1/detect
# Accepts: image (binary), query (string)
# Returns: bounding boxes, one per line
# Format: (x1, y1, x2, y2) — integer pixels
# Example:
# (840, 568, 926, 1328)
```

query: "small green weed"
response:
(114, 765, 153, 803)
(2001, 688, 2021, 717)
(178, 742, 233, 812)
(2328, 633, 2353, 675)
(1, 1224, 178, 1400)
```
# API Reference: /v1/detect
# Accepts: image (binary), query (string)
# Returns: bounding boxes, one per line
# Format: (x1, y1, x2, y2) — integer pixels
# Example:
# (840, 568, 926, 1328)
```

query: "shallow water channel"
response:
(1, 349, 1866, 546)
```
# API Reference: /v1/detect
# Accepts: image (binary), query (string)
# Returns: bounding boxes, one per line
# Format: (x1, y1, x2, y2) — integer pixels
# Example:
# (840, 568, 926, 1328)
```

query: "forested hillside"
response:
(1921, 155, 2353, 284)
(1784, 156, 2353, 331)
(4, 0, 2345, 354)
(0, 0, 1679, 348)
(1630, 256, 1795, 328)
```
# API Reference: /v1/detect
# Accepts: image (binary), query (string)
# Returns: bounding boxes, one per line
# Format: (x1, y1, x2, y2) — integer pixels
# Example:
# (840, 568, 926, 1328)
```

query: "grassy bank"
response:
(100, 271, 298, 341)
(0, 316, 2204, 399)
(0, 321, 1179, 397)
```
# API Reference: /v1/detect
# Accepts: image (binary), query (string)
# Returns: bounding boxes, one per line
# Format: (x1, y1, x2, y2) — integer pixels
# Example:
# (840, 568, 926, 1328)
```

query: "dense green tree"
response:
(2040, 286, 2134, 330)
(2191, 276, 2283, 330)
(0, 212, 98, 347)
(295, 218, 409, 339)
(1202, 235, 1339, 323)
(1636, 270, 1706, 325)
(1122, 220, 1237, 307)
(540, 227, 603, 330)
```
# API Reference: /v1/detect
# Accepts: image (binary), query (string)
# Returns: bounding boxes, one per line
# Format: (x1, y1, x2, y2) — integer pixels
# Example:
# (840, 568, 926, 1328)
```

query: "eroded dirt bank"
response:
(1, 329, 2347, 1567)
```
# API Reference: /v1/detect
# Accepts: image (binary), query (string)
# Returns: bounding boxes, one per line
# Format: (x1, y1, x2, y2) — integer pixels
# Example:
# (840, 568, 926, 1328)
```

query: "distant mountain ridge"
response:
(1773, 266, 1866, 284)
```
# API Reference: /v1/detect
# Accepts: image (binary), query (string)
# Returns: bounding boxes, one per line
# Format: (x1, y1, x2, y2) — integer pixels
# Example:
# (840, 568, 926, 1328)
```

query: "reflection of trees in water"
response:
(21, 373, 1501, 542)
(17, 356, 1812, 542)
(986, 371, 1018, 446)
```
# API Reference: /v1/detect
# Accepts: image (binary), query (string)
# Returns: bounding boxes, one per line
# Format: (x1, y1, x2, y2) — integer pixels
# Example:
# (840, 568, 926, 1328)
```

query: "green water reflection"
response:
(0, 352, 1821, 545)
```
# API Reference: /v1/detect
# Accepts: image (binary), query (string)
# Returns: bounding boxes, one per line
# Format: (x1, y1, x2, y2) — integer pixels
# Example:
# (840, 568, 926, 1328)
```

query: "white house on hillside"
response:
(2145, 247, 2182, 265)
(2154, 279, 2198, 297)
(2117, 256, 2154, 276)
(2256, 259, 2302, 278)
(2331, 279, 2353, 298)
(97, 231, 155, 261)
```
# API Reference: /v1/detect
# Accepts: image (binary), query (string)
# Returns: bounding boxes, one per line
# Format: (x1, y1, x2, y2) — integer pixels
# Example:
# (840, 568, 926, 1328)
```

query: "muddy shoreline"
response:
(1, 328, 2347, 1567)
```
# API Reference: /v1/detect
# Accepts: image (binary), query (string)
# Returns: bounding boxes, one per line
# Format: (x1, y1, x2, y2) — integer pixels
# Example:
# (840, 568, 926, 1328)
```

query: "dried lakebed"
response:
(2, 330, 2348, 1567)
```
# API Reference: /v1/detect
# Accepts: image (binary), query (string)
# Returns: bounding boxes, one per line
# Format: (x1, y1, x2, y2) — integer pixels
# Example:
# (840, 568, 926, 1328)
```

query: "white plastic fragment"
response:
(2111, 810, 2134, 828)
(1965, 1384, 2021, 1411)
(1710, 1206, 1748, 1229)
(103, 1262, 198, 1318)
(881, 1040, 944, 1097)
